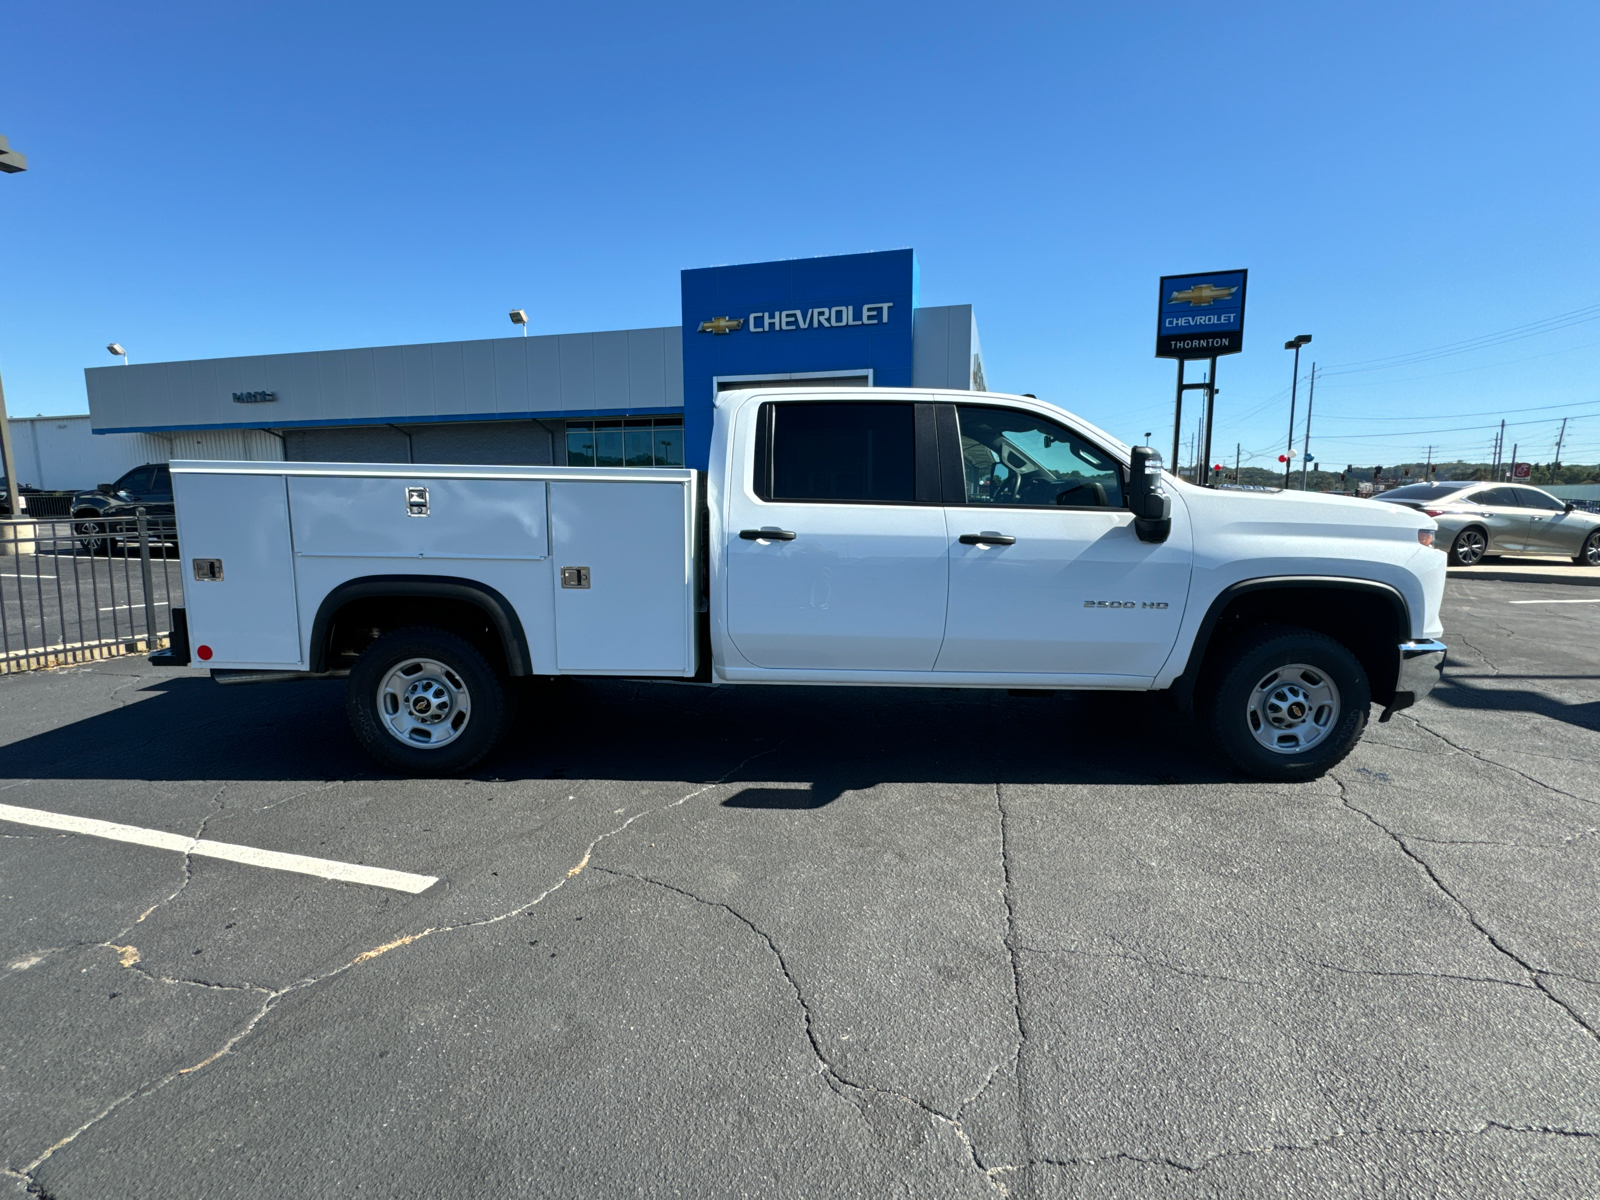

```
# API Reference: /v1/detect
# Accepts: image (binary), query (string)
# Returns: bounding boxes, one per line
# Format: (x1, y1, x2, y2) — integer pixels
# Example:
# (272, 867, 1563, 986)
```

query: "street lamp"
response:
(509, 309, 528, 337)
(0, 135, 25, 174)
(107, 343, 128, 364)
(0, 135, 27, 514)
(1283, 334, 1312, 488)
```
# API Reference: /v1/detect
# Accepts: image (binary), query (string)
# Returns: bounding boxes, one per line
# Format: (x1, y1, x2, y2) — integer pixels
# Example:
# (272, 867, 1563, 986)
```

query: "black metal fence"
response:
(0, 509, 182, 674)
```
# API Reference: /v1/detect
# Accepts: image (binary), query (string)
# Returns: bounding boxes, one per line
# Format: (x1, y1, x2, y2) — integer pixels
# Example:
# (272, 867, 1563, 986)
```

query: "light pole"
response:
(1282, 334, 1312, 488)
(509, 309, 528, 337)
(1300, 363, 1317, 490)
(0, 135, 28, 515)
(107, 342, 128, 365)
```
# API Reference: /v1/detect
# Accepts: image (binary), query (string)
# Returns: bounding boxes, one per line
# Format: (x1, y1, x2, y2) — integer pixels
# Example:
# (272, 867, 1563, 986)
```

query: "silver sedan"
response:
(1374, 481, 1600, 567)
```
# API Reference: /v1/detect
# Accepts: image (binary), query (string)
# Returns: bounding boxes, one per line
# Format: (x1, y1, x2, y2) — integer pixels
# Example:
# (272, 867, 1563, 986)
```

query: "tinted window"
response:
(1513, 487, 1566, 511)
(151, 465, 172, 492)
(955, 405, 1122, 508)
(117, 466, 155, 493)
(768, 403, 915, 503)
(1479, 487, 1521, 507)
(1376, 482, 1473, 502)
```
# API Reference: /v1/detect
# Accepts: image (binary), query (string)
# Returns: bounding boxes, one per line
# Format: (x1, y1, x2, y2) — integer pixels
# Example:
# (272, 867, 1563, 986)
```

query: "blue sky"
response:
(3, 1, 1597, 470)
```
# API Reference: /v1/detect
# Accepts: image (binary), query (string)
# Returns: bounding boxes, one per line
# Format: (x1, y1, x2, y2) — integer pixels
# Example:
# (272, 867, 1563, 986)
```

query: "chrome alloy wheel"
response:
(1246, 663, 1342, 755)
(377, 657, 472, 748)
(1583, 531, 1600, 566)
(1452, 528, 1487, 566)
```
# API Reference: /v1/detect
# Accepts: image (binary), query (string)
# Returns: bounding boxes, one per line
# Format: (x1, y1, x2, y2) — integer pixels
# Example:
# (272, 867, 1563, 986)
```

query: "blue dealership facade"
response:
(85, 250, 986, 471)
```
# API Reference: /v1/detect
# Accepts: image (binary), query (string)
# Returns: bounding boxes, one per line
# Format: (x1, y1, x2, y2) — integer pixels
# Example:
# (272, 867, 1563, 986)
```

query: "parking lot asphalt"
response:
(3, 573, 1598, 1199)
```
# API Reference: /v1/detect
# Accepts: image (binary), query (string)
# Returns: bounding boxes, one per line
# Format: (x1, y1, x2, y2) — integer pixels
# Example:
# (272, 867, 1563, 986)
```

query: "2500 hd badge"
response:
(1084, 600, 1170, 609)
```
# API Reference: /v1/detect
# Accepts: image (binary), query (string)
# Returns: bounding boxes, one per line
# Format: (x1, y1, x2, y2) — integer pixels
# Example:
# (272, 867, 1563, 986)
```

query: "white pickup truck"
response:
(158, 387, 1447, 781)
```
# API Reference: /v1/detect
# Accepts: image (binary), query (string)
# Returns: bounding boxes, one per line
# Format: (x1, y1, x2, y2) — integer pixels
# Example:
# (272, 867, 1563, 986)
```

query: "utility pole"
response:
(1509, 442, 1518, 481)
(1494, 419, 1506, 477)
(1282, 335, 1312, 487)
(1300, 363, 1317, 490)
(1235, 442, 1241, 485)
(0, 134, 27, 515)
(1425, 445, 1432, 481)
(1554, 417, 1568, 471)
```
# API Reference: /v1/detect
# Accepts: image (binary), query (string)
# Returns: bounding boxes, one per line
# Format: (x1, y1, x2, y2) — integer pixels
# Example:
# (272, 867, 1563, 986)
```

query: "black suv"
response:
(71, 464, 175, 552)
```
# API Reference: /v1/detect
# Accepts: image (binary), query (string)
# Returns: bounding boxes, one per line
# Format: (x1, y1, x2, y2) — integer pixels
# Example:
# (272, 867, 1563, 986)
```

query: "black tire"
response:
(1574, 529, 1600, 567)
(1448, 526, 1488, 567)
(346, 627, 508, 775)
(74, 514, 110, 555)
(1203, 627, 1371, 782)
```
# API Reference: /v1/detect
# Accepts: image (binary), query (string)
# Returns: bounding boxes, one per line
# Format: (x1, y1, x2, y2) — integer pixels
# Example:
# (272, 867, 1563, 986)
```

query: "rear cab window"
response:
(756, 402, 934, 504)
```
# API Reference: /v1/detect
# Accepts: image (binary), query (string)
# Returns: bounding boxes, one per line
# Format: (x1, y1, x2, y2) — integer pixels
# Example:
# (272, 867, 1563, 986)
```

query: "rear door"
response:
(723, 400, 949, 670)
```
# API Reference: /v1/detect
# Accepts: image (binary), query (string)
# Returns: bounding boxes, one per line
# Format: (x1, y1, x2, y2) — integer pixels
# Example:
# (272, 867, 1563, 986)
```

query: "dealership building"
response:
(83, 249, 986, 473)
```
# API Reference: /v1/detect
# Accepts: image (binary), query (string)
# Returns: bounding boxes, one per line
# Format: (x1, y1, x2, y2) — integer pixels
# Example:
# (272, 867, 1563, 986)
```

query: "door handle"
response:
(959, 532, 1016, 546)
(740, 528, 797, 541)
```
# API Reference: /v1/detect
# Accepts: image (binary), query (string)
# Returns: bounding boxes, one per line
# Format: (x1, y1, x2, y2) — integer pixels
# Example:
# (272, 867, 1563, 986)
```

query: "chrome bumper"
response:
(1380, 639, 1448, 722)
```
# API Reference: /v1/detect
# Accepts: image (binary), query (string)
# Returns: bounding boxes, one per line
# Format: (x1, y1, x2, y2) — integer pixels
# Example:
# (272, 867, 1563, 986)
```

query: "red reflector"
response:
(197, 645, 213, 661)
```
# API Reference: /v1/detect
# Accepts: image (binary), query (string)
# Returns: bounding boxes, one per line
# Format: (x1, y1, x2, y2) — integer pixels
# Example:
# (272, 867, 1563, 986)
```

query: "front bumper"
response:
(1380, 639, 1448, 722)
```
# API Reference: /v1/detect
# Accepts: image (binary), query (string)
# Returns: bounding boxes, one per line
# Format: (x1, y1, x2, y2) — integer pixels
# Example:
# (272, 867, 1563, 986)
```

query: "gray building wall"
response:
(85, 327, 685, 434)
(6, 416, 282, 490)
(912, 305, 985, 391)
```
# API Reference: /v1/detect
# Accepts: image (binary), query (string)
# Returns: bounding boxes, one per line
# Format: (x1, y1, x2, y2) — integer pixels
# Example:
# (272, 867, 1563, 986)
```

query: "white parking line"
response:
(1507, 598, 1600, 605)
(99, 601, 170, 611)
(0, 803, 437, 893)
(0, 573, 57, 579)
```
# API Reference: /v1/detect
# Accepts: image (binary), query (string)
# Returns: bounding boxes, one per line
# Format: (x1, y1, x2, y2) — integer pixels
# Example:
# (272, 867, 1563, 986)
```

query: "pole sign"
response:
(1156, 269, 1247, 359)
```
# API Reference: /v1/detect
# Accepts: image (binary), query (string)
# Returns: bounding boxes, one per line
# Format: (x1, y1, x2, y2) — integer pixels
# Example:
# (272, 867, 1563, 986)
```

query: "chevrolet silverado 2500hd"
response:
(156, 387, 1447, 781)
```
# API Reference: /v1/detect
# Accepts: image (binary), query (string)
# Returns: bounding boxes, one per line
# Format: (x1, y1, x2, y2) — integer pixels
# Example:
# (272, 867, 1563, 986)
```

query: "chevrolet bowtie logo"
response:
(1168, 283, 1238, 307)
(698, 316, 744, 334)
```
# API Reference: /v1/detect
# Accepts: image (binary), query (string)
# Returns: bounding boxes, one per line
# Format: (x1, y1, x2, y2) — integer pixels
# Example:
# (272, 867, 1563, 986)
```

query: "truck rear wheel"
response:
(347, 627, 508, 775)
(1204, 627, 1370, 782)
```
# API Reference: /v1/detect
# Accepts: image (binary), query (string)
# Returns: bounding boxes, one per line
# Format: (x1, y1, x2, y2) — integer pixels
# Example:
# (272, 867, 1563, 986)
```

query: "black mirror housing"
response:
(1128, 445, 1172, 544)
(1566, 501, 1577, 512)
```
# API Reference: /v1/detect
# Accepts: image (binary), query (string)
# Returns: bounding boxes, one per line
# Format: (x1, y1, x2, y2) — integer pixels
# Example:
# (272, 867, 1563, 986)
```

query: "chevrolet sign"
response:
(1156, 270, 1248, 360)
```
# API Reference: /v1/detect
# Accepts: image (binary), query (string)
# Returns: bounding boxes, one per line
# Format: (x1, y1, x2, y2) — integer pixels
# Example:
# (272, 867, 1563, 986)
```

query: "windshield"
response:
(1375, 482, 1475, 502)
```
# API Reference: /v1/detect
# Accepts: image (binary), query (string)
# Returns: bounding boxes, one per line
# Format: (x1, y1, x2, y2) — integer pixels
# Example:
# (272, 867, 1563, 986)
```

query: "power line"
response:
(1319, 300, 1600, 377)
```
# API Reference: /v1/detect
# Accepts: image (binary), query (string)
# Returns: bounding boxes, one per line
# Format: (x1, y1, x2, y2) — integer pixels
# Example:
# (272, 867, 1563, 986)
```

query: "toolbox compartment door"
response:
(549, 480, 693, 675)
(174, 472, 302, 666)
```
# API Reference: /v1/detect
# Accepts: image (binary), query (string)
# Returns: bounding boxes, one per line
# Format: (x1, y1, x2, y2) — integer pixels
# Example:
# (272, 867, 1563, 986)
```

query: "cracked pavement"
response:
(2, 573, 1598, 1198)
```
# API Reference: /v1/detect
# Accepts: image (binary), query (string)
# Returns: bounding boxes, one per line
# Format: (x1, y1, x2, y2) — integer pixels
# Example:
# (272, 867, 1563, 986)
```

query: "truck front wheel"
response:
(1204, 627, 1370, 782)
(347, 627, 508, 775)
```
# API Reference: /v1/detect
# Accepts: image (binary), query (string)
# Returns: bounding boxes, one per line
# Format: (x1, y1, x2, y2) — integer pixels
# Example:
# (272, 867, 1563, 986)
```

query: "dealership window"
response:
(566, 418, 685, 468)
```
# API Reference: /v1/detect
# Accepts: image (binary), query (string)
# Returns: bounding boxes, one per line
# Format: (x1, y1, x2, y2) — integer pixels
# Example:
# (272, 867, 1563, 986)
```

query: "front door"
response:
(724, 400, 949, 671)
(934, 403, 1190, 679)
(1513, 486, 1582, 555)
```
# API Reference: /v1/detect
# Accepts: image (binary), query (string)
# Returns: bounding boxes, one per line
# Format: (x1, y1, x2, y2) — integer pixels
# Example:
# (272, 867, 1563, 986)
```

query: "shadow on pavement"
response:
(1429, 675, 1600, 733)
(0, 670, 1237, 793)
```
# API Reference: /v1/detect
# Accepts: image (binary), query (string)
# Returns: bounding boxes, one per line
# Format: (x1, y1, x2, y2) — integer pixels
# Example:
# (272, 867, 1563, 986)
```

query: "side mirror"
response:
(1128, 445, 1172, 544)
(1566, 501, 1577, 513)
(98, 483, 114, 494)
